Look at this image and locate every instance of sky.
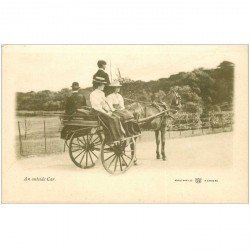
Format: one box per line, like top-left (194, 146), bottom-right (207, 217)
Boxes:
top-left (3, 45), bottom-right (245, 92)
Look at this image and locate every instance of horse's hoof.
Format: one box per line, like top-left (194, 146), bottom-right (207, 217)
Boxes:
top-left (162, 157), bottom-right (167, 161)
top-left (156, 155), bottom-right (161, 159)
top-left (134, 160), bottom-right (138, 165)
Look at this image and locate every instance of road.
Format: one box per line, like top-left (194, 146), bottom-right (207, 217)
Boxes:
top-left (3, 132), bottom-right (247, 203)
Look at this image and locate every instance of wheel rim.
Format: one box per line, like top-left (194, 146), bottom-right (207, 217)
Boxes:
top-left (69, 132), bottom-right (102, 168)
top-left (101, 138), bottom-right (135, 174)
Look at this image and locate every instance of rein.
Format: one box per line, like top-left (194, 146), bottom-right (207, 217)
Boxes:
top-left (124, 93), bottom-right (178, 122)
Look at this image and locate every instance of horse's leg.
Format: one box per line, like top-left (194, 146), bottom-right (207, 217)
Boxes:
top-left (155, 130), bottom-right (161, 159)
top-left (160, 126), bottom-right (166, 161)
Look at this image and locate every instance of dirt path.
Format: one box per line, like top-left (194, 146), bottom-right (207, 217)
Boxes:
top-left (4, 132), bottom-right (246, 203)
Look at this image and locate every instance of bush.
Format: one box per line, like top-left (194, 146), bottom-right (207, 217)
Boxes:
top-left (183, 102), bottom-right (202, 114)
top-left (169, 112), bottom-right (202, 130)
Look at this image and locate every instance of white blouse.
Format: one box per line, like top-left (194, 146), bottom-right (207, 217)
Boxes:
top-left (106, 93), bottom-right (125, 110)
top-left (89, 89), bottom-right (114, 113)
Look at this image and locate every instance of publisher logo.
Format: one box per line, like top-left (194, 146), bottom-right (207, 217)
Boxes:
top-left (195, 178), bottom-right (202, 184)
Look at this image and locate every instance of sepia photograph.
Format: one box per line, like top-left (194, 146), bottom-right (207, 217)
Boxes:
top-left (1, 45), bottom-right (248, 203)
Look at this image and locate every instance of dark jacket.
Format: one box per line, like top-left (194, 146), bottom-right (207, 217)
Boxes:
top-left (65, 91), bottom-right (87, 115)
top-left (93, 69), bottom-right (110, 85)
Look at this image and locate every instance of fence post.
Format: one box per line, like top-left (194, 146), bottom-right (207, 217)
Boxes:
top-left (44, 120), bottom-right (47, 153)
top-left (24, 118), bottom-right (27, 139)
top-left (179, 120), bottom-right (181, 136)
top-left (209, 114), bottom-right (213, 133)
top-left (221, 115), bottom-right (224, 132)
top-left (18, 121), bottom-right (23, 155)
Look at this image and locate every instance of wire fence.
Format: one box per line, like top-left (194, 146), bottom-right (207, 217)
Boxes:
top-left (16, 112), bottom-right (233, 157)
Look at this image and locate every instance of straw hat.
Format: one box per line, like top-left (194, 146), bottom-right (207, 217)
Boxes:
top-left (109, 80), bottom-right (122, 87)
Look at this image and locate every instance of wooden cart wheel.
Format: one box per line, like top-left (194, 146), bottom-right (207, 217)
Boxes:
top-left (101, 137), bottom-right (136, 175)
top-left (69, 131), bottom-right (102, 169)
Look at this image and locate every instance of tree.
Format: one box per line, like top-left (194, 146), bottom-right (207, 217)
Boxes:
top-left (15, 61), bottom-right (234, 113)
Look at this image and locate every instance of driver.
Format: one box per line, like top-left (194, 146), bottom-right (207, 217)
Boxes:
top-left (65, 82), bottom-right (87, 115)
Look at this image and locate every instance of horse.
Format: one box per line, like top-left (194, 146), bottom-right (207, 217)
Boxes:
top-left (126, 89), bottom-right (181, 161)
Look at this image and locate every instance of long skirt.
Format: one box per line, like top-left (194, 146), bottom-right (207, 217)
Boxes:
top-left (97, 112), bottom-right (125, 143)
top-left (113, 109), bottom-right (141, 137)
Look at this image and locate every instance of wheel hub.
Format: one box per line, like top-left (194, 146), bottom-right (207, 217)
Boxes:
top-left (113, 147), bottom-right (123, 156)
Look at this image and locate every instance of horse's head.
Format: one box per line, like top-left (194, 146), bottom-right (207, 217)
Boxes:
top-left (166, 88), bottom-right (181, 109)
top-left (172, 89), bottom-right (182, 107)
top-left (152, 88), bottom-right (181, 109)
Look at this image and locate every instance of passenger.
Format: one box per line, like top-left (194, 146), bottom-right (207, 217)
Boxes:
top-left (107, 80), bottom-right (141, 136)
top-left (65, 82), bottom-right (87, 116)
top-left (90, 76), bottom-right (125, 142)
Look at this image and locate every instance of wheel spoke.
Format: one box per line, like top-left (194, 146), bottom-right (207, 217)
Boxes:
top-left (104, 153), bottom-right (116, 162)
top-left (91, 136), bottom-right (101, 144)
top-left (77, 137), bottom-right (85, 146)
top-left (118, 156), bottom-right (123, 171)
top-left (88, 151), bottom-right (94, 165)
top-left (81, 135), bottom-right (87, 145)
top-left (123, 154), bottom-right (132, 160)
top-left (71, 148), bottom-right (83, 153)
top-left (89, 151), bottom-right (98, 159)
top-left (86, 151), bottom-right (88, 166)
top-left (114, 156), bottom-right (118, 172)
top-left (79, 151), bottom-right (86, 165)
top-left (74, 149), bottom-right (85, 159)
top-left (90, 150), bottom-right (98, 159)
top-left (108, 155), bottom-right (117, 169)
top-left (120, 155), bottom-right (128, 168)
